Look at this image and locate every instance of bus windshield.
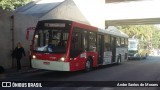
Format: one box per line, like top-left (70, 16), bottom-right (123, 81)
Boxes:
top-left (34, 29), bottom-right (69, 53)
top-left (129, 41), bottom-right (138, 50)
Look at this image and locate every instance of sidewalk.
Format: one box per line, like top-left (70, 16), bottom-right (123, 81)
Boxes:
top-left (4, 67), bottom-right (38, 76)
top-left (0, 67), bottom-right (41, 80)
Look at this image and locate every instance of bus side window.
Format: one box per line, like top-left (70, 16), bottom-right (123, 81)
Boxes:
top-left (121, 38), bottom-right (125, 47)
top-left (105, 43), bottom-right (111, 51)
top-left (104, 34), bottom-right (111, 51)
top-left (83, 31), bottom-right (88, 51)
top-left (70, 32), bottom-right (83, 58)
top-left (72, 36), bottom-right (78, 43)
top-left (88, 32), bottom-right (96, 52)
top-left (116, 37), bottom-right (121, 47)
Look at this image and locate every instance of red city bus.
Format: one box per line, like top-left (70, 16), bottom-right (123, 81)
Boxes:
top-left (31, 19), bottom-right (128, 71)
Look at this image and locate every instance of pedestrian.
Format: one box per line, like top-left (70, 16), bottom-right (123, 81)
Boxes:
top-left (12, 42), bottom-right (26, 70)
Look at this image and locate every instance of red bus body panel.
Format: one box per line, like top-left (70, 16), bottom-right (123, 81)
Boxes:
top-left (32, 52), bottom-right (64, 61)
top-left (32, 20), bottom-right (99, 71)
top-left (69, 52), bottom-right (98, 71)
top-left (69, 22), bottom-right (98, 71)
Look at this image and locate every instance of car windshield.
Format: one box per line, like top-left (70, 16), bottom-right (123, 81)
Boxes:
top-left (129, 41), bottom-right (138, 50)
top-left (34, 29), bottom-right (69, 53)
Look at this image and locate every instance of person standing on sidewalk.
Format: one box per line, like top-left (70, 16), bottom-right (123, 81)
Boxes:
top-left (13, 42), bottom-right (26, 70)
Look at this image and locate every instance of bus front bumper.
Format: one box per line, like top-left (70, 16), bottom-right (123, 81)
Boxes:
top-left (128, 56), bottom-right (141, 60)
top-left (31, 59), bottom-right (70, 71)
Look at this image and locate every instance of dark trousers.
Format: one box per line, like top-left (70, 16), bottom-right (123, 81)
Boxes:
top-left (16, 58), bottom-right (21, 70)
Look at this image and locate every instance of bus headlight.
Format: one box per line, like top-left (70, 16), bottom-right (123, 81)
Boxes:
top-left (60, 57), bottom-right (65, 61)
top-left (33, 55), bottom-right (36, 59)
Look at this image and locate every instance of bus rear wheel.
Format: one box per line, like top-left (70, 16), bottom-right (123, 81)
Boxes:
top-left (85, 58), bottom-right (92, 71)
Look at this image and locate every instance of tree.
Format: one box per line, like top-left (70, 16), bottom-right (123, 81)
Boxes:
top-left (118, 25), bottom-right (160, 49)
top-left (152, 29), bottom-right (160, 49)
top-left (0, 0), bottom-right (31, 11)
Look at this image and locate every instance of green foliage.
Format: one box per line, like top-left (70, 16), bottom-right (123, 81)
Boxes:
top-left (118, 25), bottom-right (160, 49)
top-left (0, 0), bottom-right (31, 11)
top-left (152, 29), bottom-right (160, 48)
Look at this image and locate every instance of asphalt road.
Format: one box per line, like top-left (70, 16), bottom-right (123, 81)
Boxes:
top-left (1, 56), bottom-right (160, 90)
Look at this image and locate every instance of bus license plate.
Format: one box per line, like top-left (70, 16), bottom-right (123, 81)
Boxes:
top-left (43, 62), bottom-right (50, 65)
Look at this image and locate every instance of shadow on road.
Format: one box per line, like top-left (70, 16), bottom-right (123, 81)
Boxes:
top-left (6, 55), bottom-right (160, 81)
top-left (22, 63), bottom-right (122, 81)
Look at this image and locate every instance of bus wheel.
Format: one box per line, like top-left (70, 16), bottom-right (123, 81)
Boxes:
top-left (117, 55), bottom-right (121, 64)
top-left (85, 58), bottom-right (92, 71)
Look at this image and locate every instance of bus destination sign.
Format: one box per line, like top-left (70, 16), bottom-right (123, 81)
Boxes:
top-left (44, 23), bottom-right (65, 27)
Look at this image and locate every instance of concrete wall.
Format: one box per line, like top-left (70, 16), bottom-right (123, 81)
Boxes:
top-left (0, 10), bottom-right (38, 69)
top-left (0, 10), bottom-right (12, 69)
top-left (73, 0), bottom-right (105, 29)
top-left (40, 0), bottom-right (89, 25)
top-left (0, 0), bottom-right (106, 69)
top-left (41, 0), bottom-right (105, 29)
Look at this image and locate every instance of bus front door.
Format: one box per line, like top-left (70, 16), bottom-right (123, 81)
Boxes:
top-left (111, 37), bottom-right (116, 62)
top-left (98, 34), bottom-right (104, 64)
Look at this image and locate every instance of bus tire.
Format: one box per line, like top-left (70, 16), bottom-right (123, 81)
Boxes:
top-left (85, 58), bottom-right (92, 72)
top-left (117, 55), bottom-right (121, 64)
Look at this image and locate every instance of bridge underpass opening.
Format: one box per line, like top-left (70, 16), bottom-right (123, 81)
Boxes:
top-left (105, 18), bottom-right (160, 26)
top-left (104, 0), bottom-right (160, 56)
top-left (104, 0), bottom-right (160, 26)
top-left (106, 23), bottom-right (160, 56)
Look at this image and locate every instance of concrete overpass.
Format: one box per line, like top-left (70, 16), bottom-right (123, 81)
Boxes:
top-left (73, 0), bottom-right (160, 28)
top-left (104, 0), bottom-right (160, 26)
top-left (16, 0), bottom-right (160, 28)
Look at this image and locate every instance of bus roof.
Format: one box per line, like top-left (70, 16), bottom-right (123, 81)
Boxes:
top-left (38, 19), bottom-right (72, 23)
top-left (128, 38), bottom-right (139, 43)
top-left (98, 26), bottom-right (129, 38)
